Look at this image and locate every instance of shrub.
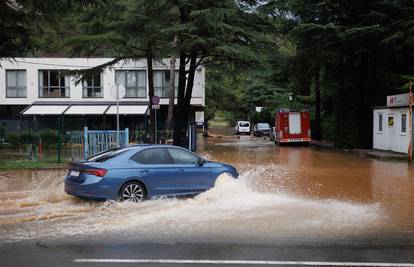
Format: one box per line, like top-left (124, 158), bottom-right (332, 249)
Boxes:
top-left (39, 129), bottom-right (58, 149)
top-left (0, 122), bottom-right (6, 139)
top-left (6, 133), bottom-right (20, 149)
top-left (20, 132), bottom-right (39, 145)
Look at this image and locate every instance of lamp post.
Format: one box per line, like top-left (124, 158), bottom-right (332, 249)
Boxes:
top-left (288, 93), bottom-right (294, 110)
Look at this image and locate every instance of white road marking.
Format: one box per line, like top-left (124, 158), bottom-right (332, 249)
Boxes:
top-left (73, 259), bottom-right (414, 266)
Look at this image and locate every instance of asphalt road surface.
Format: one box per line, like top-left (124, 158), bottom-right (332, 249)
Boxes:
top-left (1, 238), bottom-right (414, 267)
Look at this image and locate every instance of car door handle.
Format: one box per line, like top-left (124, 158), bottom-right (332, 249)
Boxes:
top-left (176, 168), bottom-right (184, 173)
top-left (140, 169), bottom-right (149, 173)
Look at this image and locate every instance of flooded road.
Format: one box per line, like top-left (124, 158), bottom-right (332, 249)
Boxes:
top-left (0, 133), bottom-right (413, 245)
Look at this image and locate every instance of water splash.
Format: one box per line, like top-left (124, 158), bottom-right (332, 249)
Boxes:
top-left (0, 170), bottom-right (385, 243)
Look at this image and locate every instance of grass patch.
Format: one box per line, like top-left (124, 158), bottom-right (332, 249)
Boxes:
top-left (209, 112), bottom-right (229, 127)
top-left (0, 148), bottom-right (72, 170)
top-left (0, 159), bottom-right (68, 170)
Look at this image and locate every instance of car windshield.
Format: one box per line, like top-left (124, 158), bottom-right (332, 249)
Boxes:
top-left (239, 122), bottom-right (250, 127)
top-left (88, 148), bottom-right (129, 162)
top-left (257, 123), bottom-right (270, 129)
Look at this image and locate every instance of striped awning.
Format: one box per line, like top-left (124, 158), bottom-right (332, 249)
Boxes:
top-left (65, 105), bottom-right (109, 115)
top-left (105, 105), bottom-right (148, 115)
top-left (21, 103), bottom-right (148, 116)
top-left (22, 105), bottom-right (69, 115)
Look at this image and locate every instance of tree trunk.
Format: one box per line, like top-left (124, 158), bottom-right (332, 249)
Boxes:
top-left (184, 51), bottom-right (197, 106)
top-left (166, 35), bottom-right (178, 130)
top-left (314, 65), bottom-right (322, 141)
top-left (172, 50), bottom-right (198, 147)
top-left (146, 42), bottom-right (155, 143)
top-left (173, 51), bottom-right (188, 147)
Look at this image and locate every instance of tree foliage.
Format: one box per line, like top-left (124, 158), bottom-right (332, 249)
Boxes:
top-left (0, 0), bottom-right (86, 58)
top-left (7, 0), bottom-right (414, 149)
top-left (230, 0), bottom-right (414, 148)
top-left (51, 0), bottom-right (272, 146)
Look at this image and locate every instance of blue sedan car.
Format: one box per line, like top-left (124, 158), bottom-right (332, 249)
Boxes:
top-left (64, 145), bottom-right (239, 202)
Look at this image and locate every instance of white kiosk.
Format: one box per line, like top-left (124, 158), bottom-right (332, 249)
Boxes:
top-left (372, 93), bottom-right (413, 156)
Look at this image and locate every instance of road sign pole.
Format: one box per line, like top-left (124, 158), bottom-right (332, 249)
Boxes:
top-left (151, 96), bottom-right (160, 144)
top-left (116, 83), bottom-right (120, 146)
top-left (155, 109), bottom-right (157, 144)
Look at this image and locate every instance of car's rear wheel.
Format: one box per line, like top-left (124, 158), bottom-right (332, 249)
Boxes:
top-left (120, 181), bottom-right (146, 202)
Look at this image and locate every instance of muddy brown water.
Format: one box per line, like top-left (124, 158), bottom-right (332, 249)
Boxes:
top-left (0, 134), bottom-right (413, 244)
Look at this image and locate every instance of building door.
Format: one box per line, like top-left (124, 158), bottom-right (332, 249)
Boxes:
top-left (387, 115), bottom-right (395, 151)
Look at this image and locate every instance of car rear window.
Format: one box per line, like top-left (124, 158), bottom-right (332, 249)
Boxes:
top-left (257, 123), bottom-right (270, 129)
top-left (239, 122), bottom-right (250, 127)
top-left (88, 148), bottom-right (129, 162)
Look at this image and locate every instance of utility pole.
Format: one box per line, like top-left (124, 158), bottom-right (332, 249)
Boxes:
top-left (408, 80), bottom-right (413, 161)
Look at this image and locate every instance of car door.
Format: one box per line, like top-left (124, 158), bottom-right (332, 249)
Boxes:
top-left (130, 148), bottom-right (176, 197)
top-left (167, 148), bottom-right (216, 195)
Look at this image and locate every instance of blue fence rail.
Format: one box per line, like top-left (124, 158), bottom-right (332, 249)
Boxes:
top-left (69, 127), bottom-right (129, 161)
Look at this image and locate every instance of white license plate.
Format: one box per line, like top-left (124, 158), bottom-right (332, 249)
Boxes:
top-left (70, 170), bottom-right (80, 177)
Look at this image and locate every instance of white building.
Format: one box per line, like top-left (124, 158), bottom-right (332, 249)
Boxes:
top-left (372, 93), bottom-right (413, 155)
top-left (0, 58), bottom-right (205, 132)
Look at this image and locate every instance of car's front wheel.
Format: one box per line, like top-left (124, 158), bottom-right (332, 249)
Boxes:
top-left (120, 181), bottom-right (146, 202)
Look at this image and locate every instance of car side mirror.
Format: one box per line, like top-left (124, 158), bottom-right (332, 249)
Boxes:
top-left (196, 158), bottom-right (205, 166)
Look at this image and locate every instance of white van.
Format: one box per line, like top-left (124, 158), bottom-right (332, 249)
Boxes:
top-left (235, 121), bottom-right (251, 135)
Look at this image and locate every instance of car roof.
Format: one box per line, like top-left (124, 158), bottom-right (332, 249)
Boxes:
top-left (125, 144), bottom-right (188, 151)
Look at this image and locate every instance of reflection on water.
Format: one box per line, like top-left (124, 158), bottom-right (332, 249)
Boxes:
top-left (0, 133), bottom-right (413, 243)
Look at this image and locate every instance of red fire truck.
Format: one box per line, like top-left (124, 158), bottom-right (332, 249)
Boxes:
top-left (274, 109), bottom-right (311, 144)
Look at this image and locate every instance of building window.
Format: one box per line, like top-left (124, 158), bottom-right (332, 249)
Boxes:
top-left (83, 73), bottom-right (102, 98)
top-left (39, 70), bottom-right (70, 98)
top-left (115, 70), bottom-right (146, 98)
top-left (154, 70), bottom-right (179, 97)
top-left (6, 70), bottom-right (27, 98)
top-left (401, 113), bottom-right (407, 134)
top-left (388, 115), bottom-right (394, 127)
top-left (378, 113), bottom-right (383, 132)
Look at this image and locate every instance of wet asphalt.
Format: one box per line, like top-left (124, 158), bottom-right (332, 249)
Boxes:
top-left (1, 238), bottom-right (414, 266)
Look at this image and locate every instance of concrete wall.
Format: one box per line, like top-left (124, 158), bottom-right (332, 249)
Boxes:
top-left (373, 107), bottom-right (410, 154)
top-left (0, 58), bottom-right (205, 106)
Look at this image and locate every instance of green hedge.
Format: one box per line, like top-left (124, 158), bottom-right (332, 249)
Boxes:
top-left (39, 129), bottom-right (58, 149)
top-left (4, 129), bottom-right (59, 149)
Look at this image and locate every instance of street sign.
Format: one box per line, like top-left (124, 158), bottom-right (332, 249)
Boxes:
top-left (387, 93), bottom-right (413, 107)
top-left (151, 96), bottom-right (161, 144)
top-left (152, 95), bottom-right (160, 105)
top-left (110, 84), bottom-right (126, 99)
top-left (195, 111), bottom-right (204, 125)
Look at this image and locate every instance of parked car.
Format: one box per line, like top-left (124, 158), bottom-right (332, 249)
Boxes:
top-left (253, 123), bottom-right (271, 137)
top-left (234, 121), bottom-right (251, 135)
top-left (65, 145), bottom-right (239, 202)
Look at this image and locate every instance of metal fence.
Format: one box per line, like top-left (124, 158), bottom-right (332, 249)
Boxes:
top-left (69, 127), bottom-right (129, 161)
top-left (134, 123), bottom-right (196, 151)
